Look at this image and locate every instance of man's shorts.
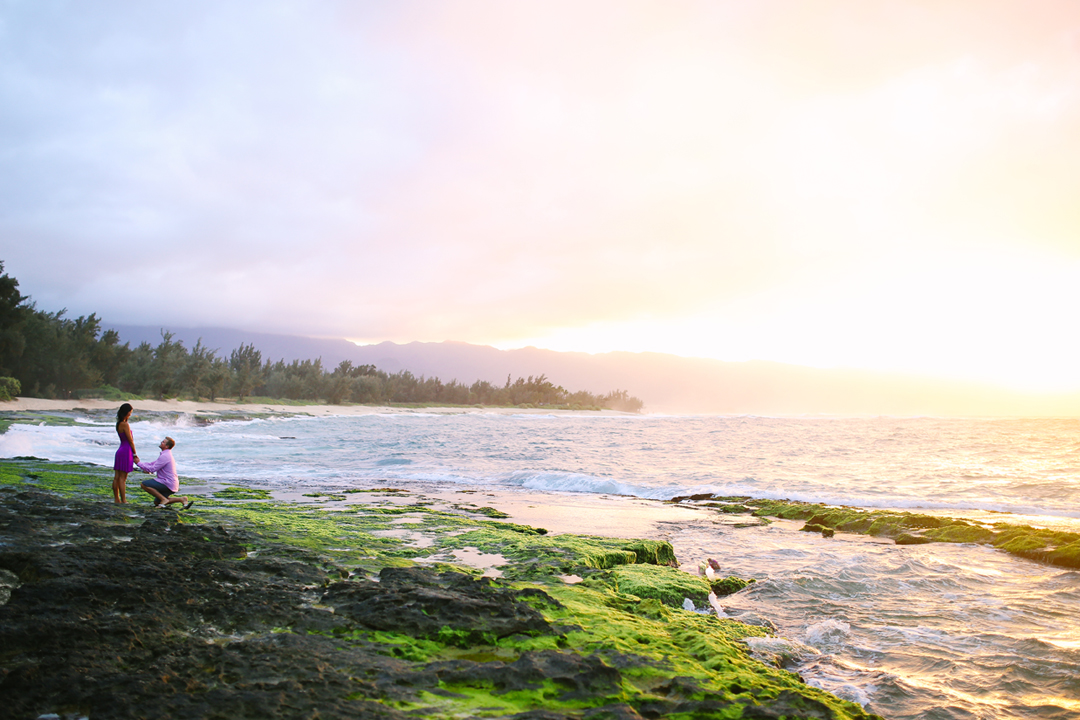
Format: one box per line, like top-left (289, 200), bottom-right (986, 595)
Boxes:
top-left (142, 479), bottom-right (174, 497)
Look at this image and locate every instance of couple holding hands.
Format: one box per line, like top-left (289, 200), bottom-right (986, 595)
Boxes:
top-left (112, 403), bottom-right (193, 510)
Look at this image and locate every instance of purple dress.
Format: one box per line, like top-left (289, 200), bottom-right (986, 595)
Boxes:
top-left (113, 428), bottom-right (134, 473)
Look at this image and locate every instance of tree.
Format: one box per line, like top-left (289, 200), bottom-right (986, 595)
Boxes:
top-left (229, 343), bottom-right (263, 400)
top-left (0, 261), bottom-right (28, 377)
top-left (178, 340), bottom-right (218, 399)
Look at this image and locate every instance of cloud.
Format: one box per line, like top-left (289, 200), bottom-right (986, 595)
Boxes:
top-left (4, 0), bottom-right (1080, 390)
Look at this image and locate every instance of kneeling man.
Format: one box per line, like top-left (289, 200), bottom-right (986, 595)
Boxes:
top-left (137, 436), bottom-right (193, 510)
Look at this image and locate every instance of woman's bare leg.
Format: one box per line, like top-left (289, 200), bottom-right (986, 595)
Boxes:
top-left (112, 470), bottom-right (128, 504)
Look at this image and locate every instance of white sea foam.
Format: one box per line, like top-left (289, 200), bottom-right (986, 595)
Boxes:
top-left (804, 619), bottom-right (851, 647)
top-left (743, 636), bottom-right (821, 665)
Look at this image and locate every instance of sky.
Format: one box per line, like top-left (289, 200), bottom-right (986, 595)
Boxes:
top-left (3, 0), bottom-right (1080, 393)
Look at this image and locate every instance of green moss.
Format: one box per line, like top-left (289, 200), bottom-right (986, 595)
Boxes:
top-left (924, 524), bottom-right (997, 544)
top-left (711, 576), bottom-right (754, 596)
top-left (213, 486), bottom-right (274, 500)
top-left (1046, 541), bottom-right (1080, 569)
top-left (989, 526), bottom-right (1080, 568)
top-left (0, 458), bottom-right (111, 497)
top-left (894, 533), bottom-right (934, 545)
top-left (622, 539), bottom-right (677, 566)
top-left (482, 520), bottom-right (548, 535)
top-left (443, 530), bottom-right (639, 581)
top-left (583, 564), bottom-right (713, 606)
top-left (473, 506), bottom-right (511, 518)
top-left (0, 411), bottom-right (91, 434)
top-left (344, 487), bottom-right (407, 494)
top-left (693, 496), bottom-right (1080, 572)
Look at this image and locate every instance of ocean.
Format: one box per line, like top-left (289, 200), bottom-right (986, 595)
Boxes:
top-left (3, 412), bottom-right (1079, 719)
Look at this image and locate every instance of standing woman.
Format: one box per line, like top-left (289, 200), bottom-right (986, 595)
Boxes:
top-left (113, 403), bottom-right (139, 504)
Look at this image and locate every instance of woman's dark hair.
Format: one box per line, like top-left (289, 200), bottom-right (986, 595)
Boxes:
top-left (116, 403), bottom-right (133, 427)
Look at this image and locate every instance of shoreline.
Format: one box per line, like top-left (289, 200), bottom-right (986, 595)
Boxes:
top-left (2, 396), bottom-right (639, 417)
top-left (0, 457), bottom-right (883, 720)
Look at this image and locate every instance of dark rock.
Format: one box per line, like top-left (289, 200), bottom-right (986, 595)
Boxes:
top-left (668, 493), bottom-right (716, 503)
top-left (583, 703), bottom-right (647, 720)
top-left (743, 689), bottom-right (842, 718)
top-left (323, 566), bottom-right (555, 643)
top-left (432, 650), bottom-right (622, 699)
top-left (895, 533), bottom-right (935, 545)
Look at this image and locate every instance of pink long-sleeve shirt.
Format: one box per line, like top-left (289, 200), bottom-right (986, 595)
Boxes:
top-left (137, 449), bottom-right (178, 492)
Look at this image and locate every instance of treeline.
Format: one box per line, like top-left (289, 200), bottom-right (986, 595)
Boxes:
top-left (0, 263), bottom-right (644, 412)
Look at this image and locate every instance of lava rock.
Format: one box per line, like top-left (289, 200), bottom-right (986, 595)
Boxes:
top-left (323, 566), bottom-right (555, 643)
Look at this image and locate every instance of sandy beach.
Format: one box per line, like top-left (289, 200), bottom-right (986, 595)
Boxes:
top-left (4, 396), bottom-right (637, 418)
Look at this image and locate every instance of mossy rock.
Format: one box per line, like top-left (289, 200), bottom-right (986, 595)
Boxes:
top-left (924, 524), bottom-right (996, 544)
top-left (214, 486), bottom-right (273, 501)
top-left (1046, 542), bottom-right (1080, 569)
top-left (584, 564), bottom-right (712, 606)
top-left (895, 533), bottom-right (934, 545)
top-left (711, 576), bottom-right (754, 596)
top-left (621, 539), bottom-right (677, 566)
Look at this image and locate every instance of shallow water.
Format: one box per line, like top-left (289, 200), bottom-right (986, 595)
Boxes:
top-left (3, 412), bottom-right (1079, 718)
top-left (667, 518), bottom-right (1080, 719)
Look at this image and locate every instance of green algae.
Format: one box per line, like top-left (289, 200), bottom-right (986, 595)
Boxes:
top-left (622, 539), bottom-right (678, 565)
top-left (0, 411), bottom-right (94, 434)
top-left (522, 583), bottom-right (872, 718)
top-left (0, 458), bottom-right (111, 498)
top-left (469, 505), bottom-right (512, 519)
top-left (213, 486), bottom-right (274, 500)
top-left (334, 578), bottom-right (873, 719)
top-left (583, 563), bottom-right (713, 606)
top-left (923, 523), bottom-right (997, 544)
top-left (711, 576), bottom-right (755, 596)
top-left (715, 497), bottom-right (1080, 570)
top-left (439, 528), bottom-right (665, 581)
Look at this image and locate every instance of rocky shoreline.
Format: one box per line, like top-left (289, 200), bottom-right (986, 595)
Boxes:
top-left (665, 493), bottom-right (1080, 570)
top-left (0, 459), bottom-right (882, 720)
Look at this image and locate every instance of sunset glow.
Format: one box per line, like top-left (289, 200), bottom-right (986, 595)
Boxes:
top-left (4, 1), bottom-right (1080, 394)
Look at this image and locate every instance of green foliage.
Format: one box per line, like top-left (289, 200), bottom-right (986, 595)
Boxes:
top-left (0, 376), bottom-right (19, 401)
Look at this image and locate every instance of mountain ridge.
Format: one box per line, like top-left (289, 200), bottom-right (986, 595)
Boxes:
top-left (106, 324), bottom-right (1079, 416)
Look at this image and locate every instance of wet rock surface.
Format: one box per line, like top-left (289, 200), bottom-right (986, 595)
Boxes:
top-left (324, 566), bottom-right (555, 642)
top-left (0, 488), bottom-right (873, 719)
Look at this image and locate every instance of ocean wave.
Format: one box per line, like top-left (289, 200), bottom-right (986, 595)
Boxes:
top-left (804, 619), bottom-right (851, 648)
top-left (491, 469), bottom-right (680, 498)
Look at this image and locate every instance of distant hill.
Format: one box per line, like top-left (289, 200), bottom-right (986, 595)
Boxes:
top-left (107, 325), bottom-right (1080, 416)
